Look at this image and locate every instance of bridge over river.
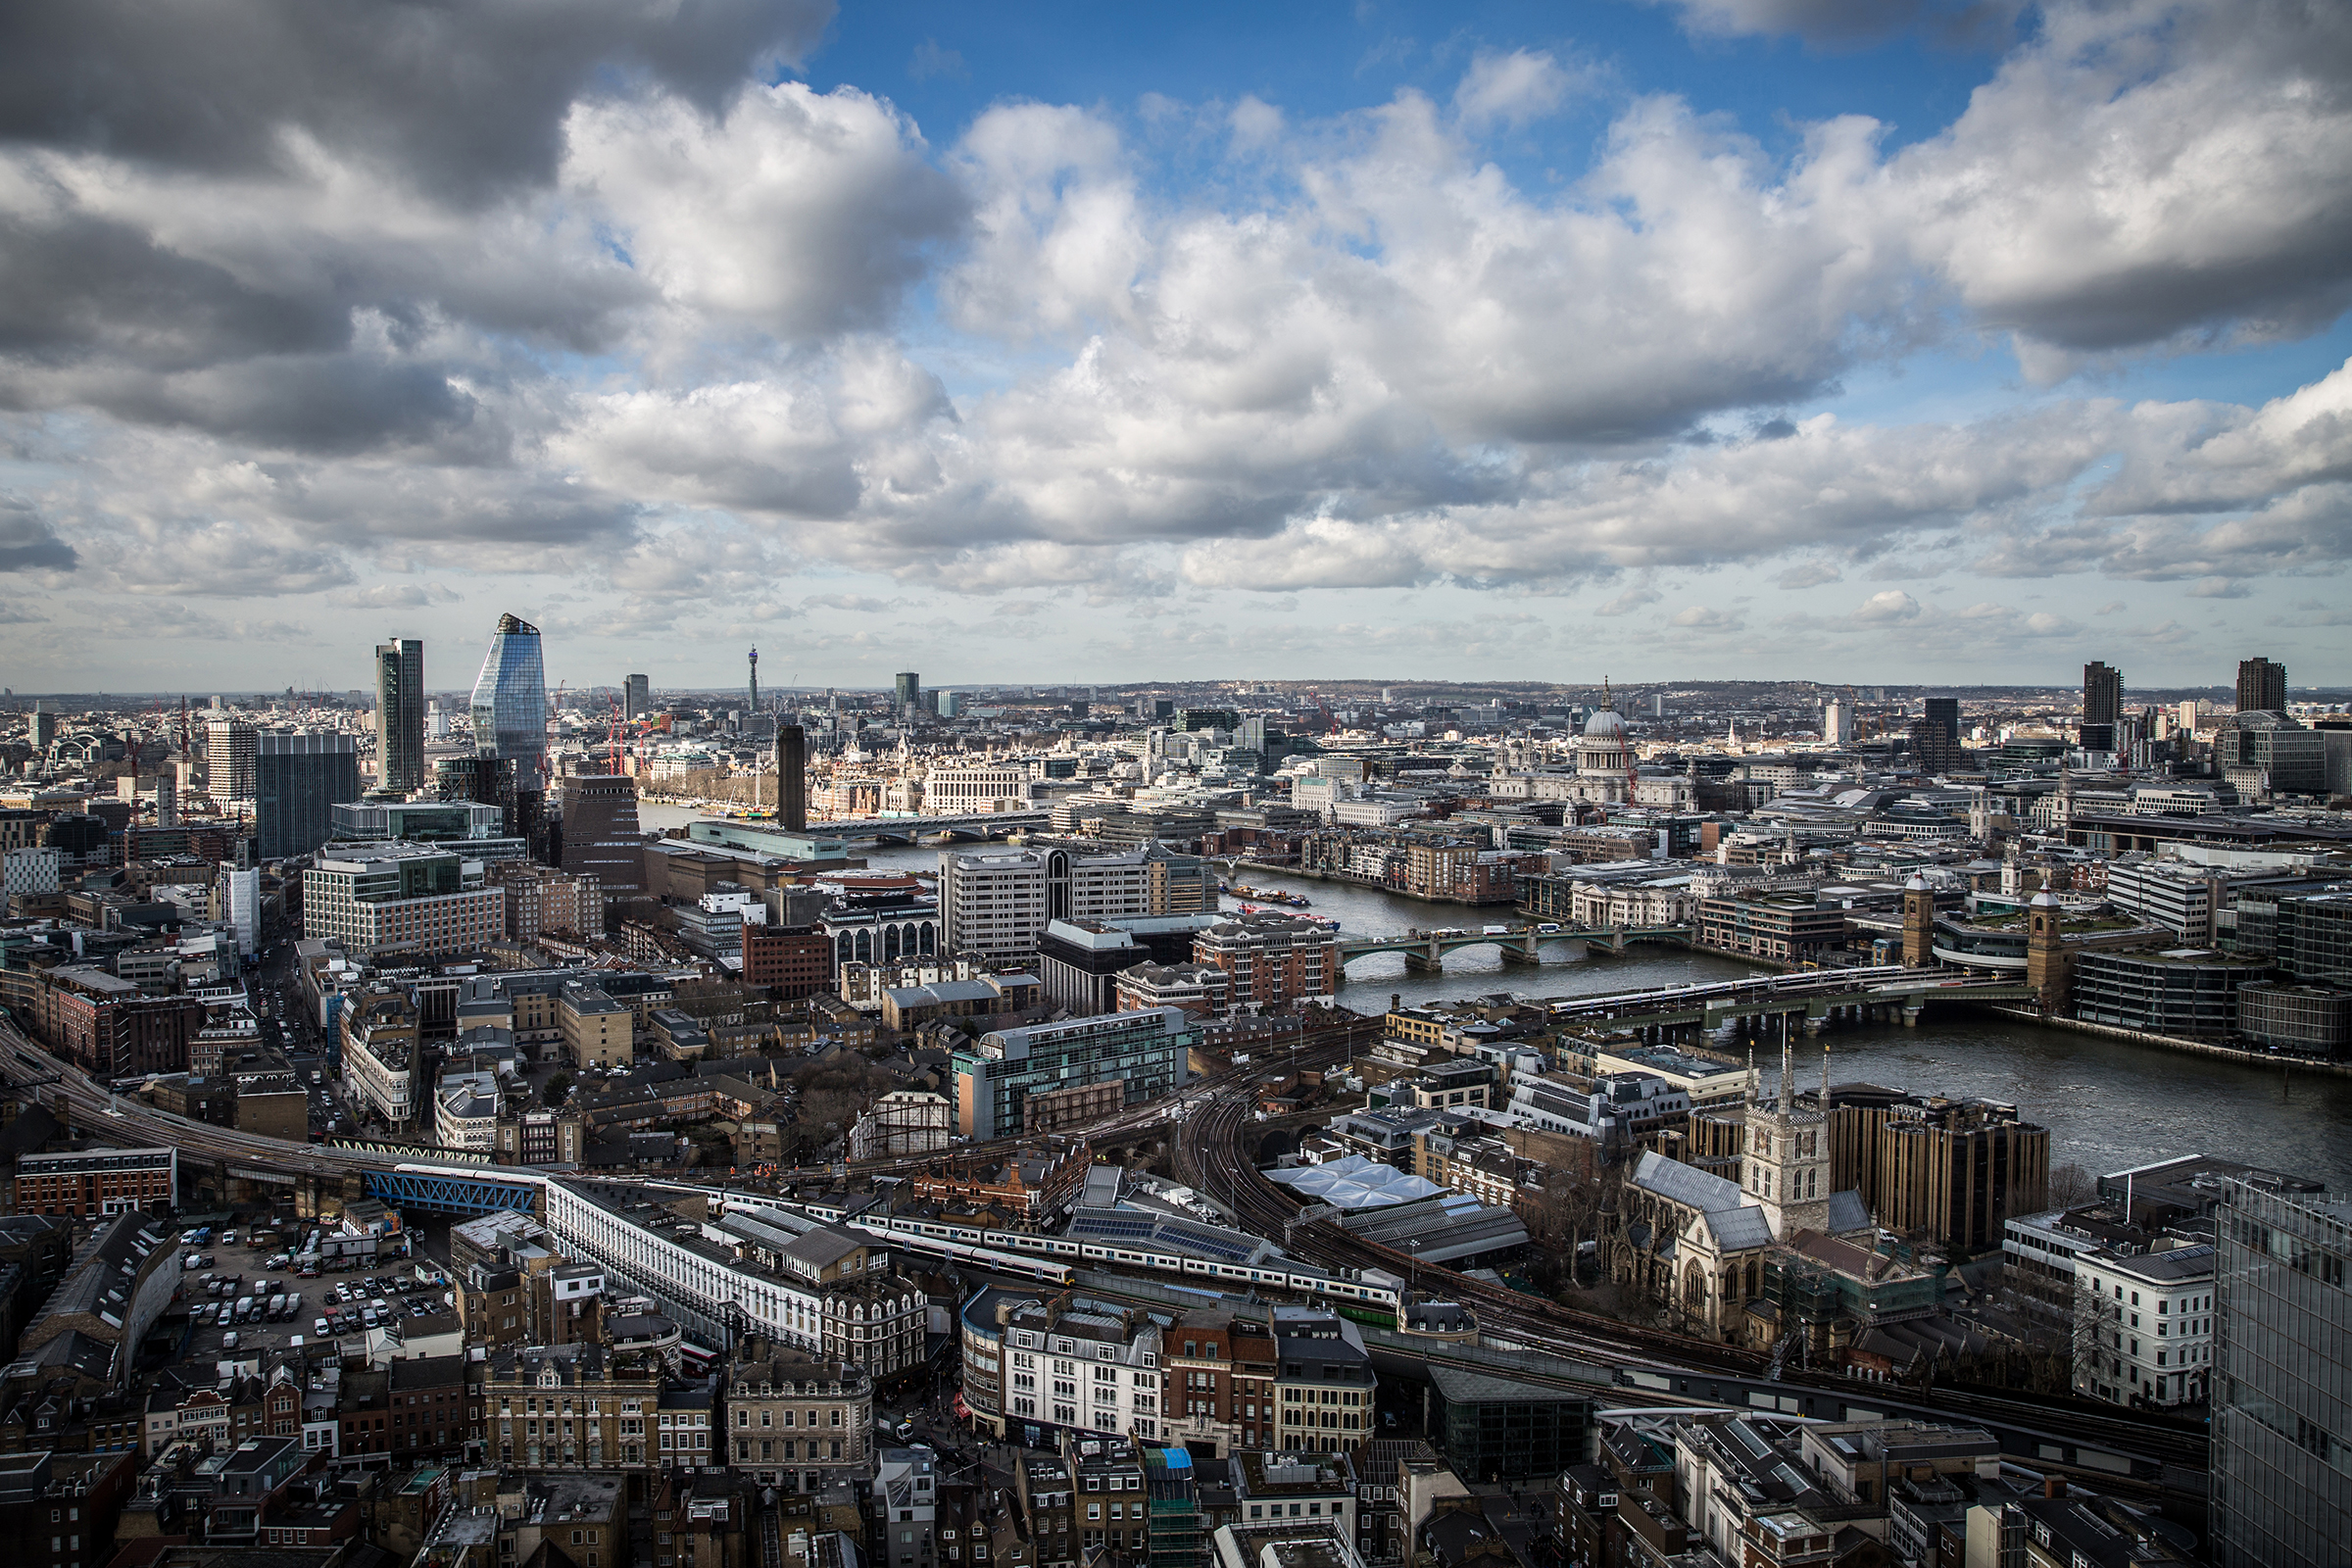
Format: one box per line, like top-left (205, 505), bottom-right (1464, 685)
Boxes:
top-left (1336, 922), bottom-right (1691, 972)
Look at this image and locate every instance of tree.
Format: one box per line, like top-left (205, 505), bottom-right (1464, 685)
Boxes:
top-left (542, 1071), bottom-right (573, 1107)
top-left (2048, 1162), bottom-right (2097, 1211)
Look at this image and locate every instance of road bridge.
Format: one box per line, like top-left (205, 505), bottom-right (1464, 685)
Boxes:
top-left (806, 810), bottom-right (1050, 844)
top-left (1337, 924), bottom-right (1690, 973)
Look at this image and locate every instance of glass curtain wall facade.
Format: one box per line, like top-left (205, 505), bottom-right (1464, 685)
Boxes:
top-left (469, 614), bottom-right (549, 786)
top-left (2212, 1179), bottom-right (2352, 1568)
top-left (374, 637), bottom-right (425, 793)
top-left (255, 733), bottom-right (362, 858)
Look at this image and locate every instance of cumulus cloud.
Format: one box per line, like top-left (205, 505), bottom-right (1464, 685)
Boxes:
top-left (563, 82), bottom-right (964, 340)
top-left (0, 0), bottom-right (2341, 676)
top-left (1453, 50), bottom-right (1579, 130)
top-left (1670, 604), bottom-right (1741, 629)
top-left (1852, 589), bottom-right (1922, 623)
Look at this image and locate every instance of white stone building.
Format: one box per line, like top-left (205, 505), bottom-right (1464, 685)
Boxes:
top-left (2073, 1243), bottom-right (2216, 1409)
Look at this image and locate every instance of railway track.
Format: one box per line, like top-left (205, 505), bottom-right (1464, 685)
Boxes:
top-left (1173, 1067), bottom-right (2212, 1474)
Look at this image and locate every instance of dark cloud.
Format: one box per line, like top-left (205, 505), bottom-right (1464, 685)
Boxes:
top-left (74, 355), bottom-right (499, 458)
top-left (0, 496), bottom-right (76, 572)
top-left (0, 0), bottom-right (835, 206)
top-left (0, 211), bottom-right (349, 371)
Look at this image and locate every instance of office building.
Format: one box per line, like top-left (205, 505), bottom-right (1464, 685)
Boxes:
top-left (1273, 1306), bottom-right (1378, 1455)
top-left (204, 718), bottom-right (257, 803)
top-left (469, 612), bottom-right (549, 786)
top-left (922, 763), bottom-right (1031, 813)
top-left (28, 707), bottom-right (55, 751)
top-left (1909, 697), bottom-right (1962, 772)
top-left (2081, 661), bottom-right (2123, 752)
top-left (559, 772), bottom-right (647, 910)
top-left (895, 671), bottom-right (921, 716)
top-left (2211, 1179), bottom-right (2352, 1567)
top-left (302, 842), bottom-right (507, 958)
top-left (2073, 948), bottom-right (2266, 1037)
top-left (374, 637), bottom-right (426, 793)
top-left (624, 672), bottom-right (652, 719)
top-left (2273, 892), bottom-right (2352, 988)
top-left (951, 1007), bottom-right (1193, 1138)
top-left (1832, 1094), bottom-right (2050, 1250)
top-left (724, 1341), bottom-right (873, 1493)
top-left (2219, 711), bottom-right (2328, 798)
top-left (2235, 655), bottom-right (2287, 714)
top-left (11, 1147), bottom-right (178, 1218)
top-left (2072, 1242), bottom-right (2215, 1408)
top-left (941, 846), bottom-right (1162, 959)
top-left (936, 690), bottom-right (962, 719)
top-left (219, 861), bottom-right (261, 953)
top-left (254, 731), bottom-right (362, 858)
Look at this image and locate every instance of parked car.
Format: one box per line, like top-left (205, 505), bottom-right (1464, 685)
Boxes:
top-left (315, 1317), bottom-right (332, 1336)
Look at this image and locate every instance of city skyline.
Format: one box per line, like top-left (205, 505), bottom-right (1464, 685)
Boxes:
top-left (1, 1), bottom-right (2348, 688)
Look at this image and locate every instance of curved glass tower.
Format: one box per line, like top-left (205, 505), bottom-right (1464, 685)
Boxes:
top-left (468, 612), bottom-right (549, 785)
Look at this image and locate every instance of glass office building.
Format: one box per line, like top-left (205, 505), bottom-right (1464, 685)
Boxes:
top-left (2212, 1179), bottom-right (2352, 1568)
top-left (468, 613), bottom-right (549, 786)
top-left (254, 732), bottom-right (362, 859)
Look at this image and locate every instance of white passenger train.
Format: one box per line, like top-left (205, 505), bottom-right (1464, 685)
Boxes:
top-left (384, 1163), bottom-right (1404, 1314)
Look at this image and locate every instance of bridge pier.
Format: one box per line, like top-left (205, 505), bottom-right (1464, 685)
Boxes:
top-left (1499, 933), bottom-right (1543, 965)
top-left (1402, 944), bottom-right (1444, 973)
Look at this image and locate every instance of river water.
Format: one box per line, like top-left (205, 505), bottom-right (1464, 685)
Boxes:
top-left (639, 805), bottom-right (2352, 1190)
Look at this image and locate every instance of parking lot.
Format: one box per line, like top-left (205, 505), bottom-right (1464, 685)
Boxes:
top-left (175, 1223), bottom-right (456, 1364)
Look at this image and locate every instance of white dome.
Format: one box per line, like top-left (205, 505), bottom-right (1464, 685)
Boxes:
top-left (1584, 707), bottom-right (1628, 739)
top-left (1904, 873), bottom-right (1929, 892)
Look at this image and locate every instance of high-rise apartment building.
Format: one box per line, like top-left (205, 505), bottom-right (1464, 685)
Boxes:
top-left (2236, 656), bottom-right (2287, 714)
top-left (558, 772), bottom-right (646, 913)
top-left (469, 613), bottom-right (549, 786)
top-left (2081, 661), bottom-right (2123, 752)
top-left (374, 637), bottom-right (425, 793)
top-left (254, 731), bottom-right (363, 858)
top-left (623, 672), bottom-right (651, 719)
top-left (895, 671), bottom-right (921, 716)
top-left (204, 718), bottom-right (258, 803)
top-left (2211, 1179), bottom-right (2351, 1568)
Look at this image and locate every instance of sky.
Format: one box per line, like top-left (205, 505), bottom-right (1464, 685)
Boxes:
top-left (2, 0), bottom-right (2350, 696)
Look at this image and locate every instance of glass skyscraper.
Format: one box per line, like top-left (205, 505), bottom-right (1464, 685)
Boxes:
top-left (2212, 1178), bottom-right (2352, 1568)
top-left (468, 613), bottom-right (549, 786)
top-left (374, 637), bottom-right (425, 794)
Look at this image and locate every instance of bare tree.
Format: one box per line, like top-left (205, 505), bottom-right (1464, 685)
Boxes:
top-left (2048, 1162), bottom-right (2098, 1210)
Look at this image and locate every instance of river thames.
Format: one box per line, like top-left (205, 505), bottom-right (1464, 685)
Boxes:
top-left (638, 806), bottom-right (2352, 1191)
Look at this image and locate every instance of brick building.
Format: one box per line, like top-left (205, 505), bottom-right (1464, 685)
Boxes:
top-left (1193, 913), bottom-right (1339, 1012)
top-left (742, 921), bottom-right (839, 998)
top-left (10, 1148), bottom-right (176, 1217)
